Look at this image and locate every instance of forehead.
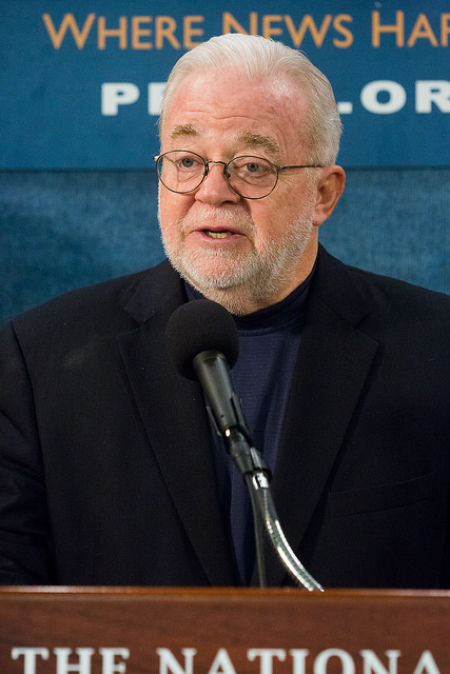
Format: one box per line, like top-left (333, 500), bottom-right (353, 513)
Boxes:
top-left (161, 71), bottom-right (309, 156)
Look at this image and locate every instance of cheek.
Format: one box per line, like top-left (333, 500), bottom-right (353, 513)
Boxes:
top-left (158, 199), bottom-right (180, 247)
top-left (247, 201), bottom-right (288, 242)
top-left (271, 189), bottom-right (316, 226)
top-left (159, 192), bottom-right (188, 229)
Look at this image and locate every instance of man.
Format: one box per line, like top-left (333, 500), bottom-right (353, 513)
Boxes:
top-left (0, 34), bottom-right (449, 588)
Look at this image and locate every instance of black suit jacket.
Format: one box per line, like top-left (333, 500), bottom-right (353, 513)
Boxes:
top-left (1, 246), bottom-right (449, 587)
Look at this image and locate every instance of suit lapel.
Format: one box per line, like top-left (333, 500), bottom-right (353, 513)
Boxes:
top-left (117, 262), bottom-right (237, 586)
top-left (262, 248), bottom-right (381, 586)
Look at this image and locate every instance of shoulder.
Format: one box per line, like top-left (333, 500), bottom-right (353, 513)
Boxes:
top-left (1, 260), bottom-right (179, 348)
top-left (316, 246), bottom-right (450, 326)
top-left (309, 248), bottom-right (449, 406)
top-left (346, 264), bottom-right (450, 337)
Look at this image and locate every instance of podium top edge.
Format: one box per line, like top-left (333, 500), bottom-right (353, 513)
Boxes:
top-left (0, 587), bottom-right (449, 599)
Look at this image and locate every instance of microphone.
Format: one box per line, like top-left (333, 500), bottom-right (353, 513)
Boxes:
top-left (166, 298), bottom-right (238, 380)
top-left (166, 299), bottom-right (255, 451)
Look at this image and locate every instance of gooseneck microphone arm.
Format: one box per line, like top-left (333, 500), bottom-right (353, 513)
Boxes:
top-left (166, 300), bottom-right (323, 592)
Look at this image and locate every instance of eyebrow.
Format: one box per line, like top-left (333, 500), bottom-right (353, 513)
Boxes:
top-left (170, 124), bottom-right (198, 141)
top-left (168, 126), bottom-right (281, 156)
top-left (237, 132), bottom-right (280, 156)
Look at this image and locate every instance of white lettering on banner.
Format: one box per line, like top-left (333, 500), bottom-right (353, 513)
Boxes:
top-left (248, 648), bottom-right (286, 673)
top-left (416, 81), bottom-right (450, 112)
top-left (314, 649), bottom-right (355, 674)
top-left (101, 83), bottom-right (140, 115)
top-left (290, 649), bottom-right (310, 674)
top-left (359, 650), bottom-right (401, 674)
top-left (157, 648), bottom-right (197, 674)
top-left (360, 80), bottom-right (407, 114)
top-left (148, 83), bottom-right (168, 115)
top-left (101, 81), bottom-right (450, 117)
top-left (207, 648), bottom-right (237, 674)
top-left (10, 648), bottom-right (130, 674)
top-left (11, 648), bottom-right (50, 674)
top-left (337, 102), bottom-right (354, 114)
top-left (53, 648), bottom-right (95, 674)
top-left (154, 648), bottom-right (443, 674)
top-left (412, 651), bottom-right (441, 674)
top-left (98, 649), bottom-right (130, 674)
top-left (8, 647), bottom-right (445, 673)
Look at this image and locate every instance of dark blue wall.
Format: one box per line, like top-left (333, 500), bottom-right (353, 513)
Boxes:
top-left (1, 167), bottom-right (449, 325)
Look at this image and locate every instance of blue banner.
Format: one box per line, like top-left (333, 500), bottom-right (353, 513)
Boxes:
top-left (1, 0), bottom-right (449, 168)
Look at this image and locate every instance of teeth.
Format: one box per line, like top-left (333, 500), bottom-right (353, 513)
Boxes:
top-left (206, 230), bottom-right (232, 238)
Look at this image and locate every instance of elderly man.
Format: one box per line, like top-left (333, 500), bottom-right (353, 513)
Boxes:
top-left (0, 34), bottom-right (449, 588)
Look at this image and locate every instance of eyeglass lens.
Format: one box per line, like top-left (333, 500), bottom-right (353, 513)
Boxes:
top-left (157, 151), bottom-right (277, 199)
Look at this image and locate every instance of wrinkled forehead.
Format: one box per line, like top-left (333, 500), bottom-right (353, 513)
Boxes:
top-left (161, 70), bottom-right (311, 146)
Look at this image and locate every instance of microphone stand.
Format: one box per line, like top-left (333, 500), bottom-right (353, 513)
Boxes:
top-left (223, 427), bottom-right (269, 587)
top-left (246, 472), bottom-right (268, 588)
top-left (223, 426), bottom-right (323, 592)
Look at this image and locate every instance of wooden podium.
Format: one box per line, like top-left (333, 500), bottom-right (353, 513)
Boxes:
top-left (0, 587), bottom-right (449, 673)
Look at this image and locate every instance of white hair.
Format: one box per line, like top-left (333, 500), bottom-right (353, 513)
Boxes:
top-left (159, 33), bottom-right (343, 165)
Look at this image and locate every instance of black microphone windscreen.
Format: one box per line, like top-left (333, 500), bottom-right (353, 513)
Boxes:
top-left (166, 299), bottom-right (239, 379)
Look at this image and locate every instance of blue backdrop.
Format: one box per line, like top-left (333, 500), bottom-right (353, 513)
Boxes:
top-left (0, 0), bottom-right (449, 323)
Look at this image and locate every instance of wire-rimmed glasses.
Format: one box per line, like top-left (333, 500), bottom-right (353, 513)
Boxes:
top-left (153, 150), bottom-right (323, 200)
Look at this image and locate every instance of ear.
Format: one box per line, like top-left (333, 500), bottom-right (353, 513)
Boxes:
top-left (312, 166), bottom-right (346, 227)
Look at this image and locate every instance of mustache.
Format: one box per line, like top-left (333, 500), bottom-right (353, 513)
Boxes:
top-left (177, 208), bottom-right (256, 235)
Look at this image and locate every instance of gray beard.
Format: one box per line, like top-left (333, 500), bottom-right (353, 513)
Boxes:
top-left (159, 207), bottom-right (315, 315)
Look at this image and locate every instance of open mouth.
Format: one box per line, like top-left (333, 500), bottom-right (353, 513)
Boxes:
top-left (204, 230), bottom-right (234, 239)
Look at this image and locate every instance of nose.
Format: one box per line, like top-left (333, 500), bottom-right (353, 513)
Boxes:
top-left (194, 161), bottom-right (241, 206)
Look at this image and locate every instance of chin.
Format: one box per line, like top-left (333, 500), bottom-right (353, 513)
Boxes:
top-left (170, 250), bottom-right (258, 292)
top-left (181, 266), bottom-right (248, 294)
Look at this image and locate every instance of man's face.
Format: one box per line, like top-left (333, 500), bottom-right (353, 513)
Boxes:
top-left (158, 71), bottom-right (325, 314)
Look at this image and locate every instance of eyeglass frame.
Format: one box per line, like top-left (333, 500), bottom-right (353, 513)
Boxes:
top-left (153, 150), bottom-right (323, 200)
